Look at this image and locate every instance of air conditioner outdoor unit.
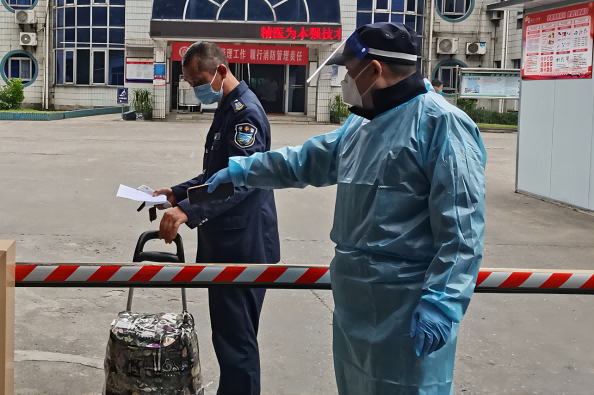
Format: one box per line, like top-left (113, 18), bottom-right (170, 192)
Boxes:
top-left (466, 42), bottom-right (487, 55)
top-left (490, 11), bottom-right (504, 20)
top-left (437, 38), bottom-right (458, 55)
top-left (15, 9), bottom-right (35, 24)
top-left (20, 32), bottom-right (37, 46)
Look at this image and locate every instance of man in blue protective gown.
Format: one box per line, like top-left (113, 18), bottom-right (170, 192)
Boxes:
top-left (153, 42), bottom-right (280, 395)
top-left (206, 23), bottom-right (487, 394)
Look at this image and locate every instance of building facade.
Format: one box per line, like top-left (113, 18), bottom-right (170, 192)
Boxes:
top-left (1, 0), bottom-right (521, 118)
top-left (423, 0), bottom-right (523, 110)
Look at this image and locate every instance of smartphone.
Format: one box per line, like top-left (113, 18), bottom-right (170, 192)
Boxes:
top-left (187, 183), bottom-right (235, 205)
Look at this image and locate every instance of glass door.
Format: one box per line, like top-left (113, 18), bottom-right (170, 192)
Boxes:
top-left (286, 65), bottom-right (306, 113)
top-left (242, 64), bottom-right (285, 114)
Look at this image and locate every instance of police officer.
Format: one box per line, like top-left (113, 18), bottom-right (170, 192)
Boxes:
top-left (154, 41), bottom-right (280, 395)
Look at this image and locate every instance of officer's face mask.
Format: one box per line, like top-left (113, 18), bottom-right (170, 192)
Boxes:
top-left (193, 66), bottom-right (225, 105)
top-left (341, 62), bottom-right (378, 108)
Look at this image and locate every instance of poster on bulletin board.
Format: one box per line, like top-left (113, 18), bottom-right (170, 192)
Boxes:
top-left (125, 58), bottom-right (154, 83)
top-left (153, 63), bottom-right (166, 86)
top-left (522, 2), bottom-right (594, 80)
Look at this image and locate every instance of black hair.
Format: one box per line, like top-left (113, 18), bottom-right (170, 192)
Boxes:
top-left (182, 41), bottom-right (229, 73)
top-left (431, 78), bottom-right (443, 87)
top-left (386, 63), bottom-right (417, 78)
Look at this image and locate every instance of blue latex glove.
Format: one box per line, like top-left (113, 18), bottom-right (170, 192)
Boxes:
top-left (206, 168), bottom-right (232, 193)
top-left (410, 300), bottom-right (452, 357)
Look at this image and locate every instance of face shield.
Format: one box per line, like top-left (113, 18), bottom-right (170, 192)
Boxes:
top-left (308, 28), bottom-right (419, 84)
top-left (307, 33), bottom-right (375, 108)
top-left (307, 32), bottom-right (370, 84)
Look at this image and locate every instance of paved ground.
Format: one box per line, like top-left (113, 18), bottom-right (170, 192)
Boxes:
top-left (1, 114), bottom-right (593, 395)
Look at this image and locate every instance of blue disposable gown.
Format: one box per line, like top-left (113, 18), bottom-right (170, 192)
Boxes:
top-left (227, 90), bottom-right (487, 394)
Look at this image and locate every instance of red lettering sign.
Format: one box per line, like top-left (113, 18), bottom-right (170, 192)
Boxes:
top-left (259, 26), bottom-right (342, 41)
top-left (172, 42), bottom-right (308, 65)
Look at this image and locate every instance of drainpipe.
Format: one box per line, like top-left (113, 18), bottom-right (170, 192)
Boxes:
top-left (427, 0), bottom-right (436, 78)
top-left (44, 0), bottom-right (50, 110)
top-left (501, 10), bottom-right (509, 68)
top-left (499, 10), bottom-right (509, 113)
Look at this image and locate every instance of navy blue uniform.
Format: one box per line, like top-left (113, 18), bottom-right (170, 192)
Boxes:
top-left (172, 81), bottom-right (280, 395)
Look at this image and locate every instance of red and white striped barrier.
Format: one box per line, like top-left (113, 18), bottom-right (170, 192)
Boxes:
top-left (477, 269), bottom-right (593, 293)
top-left (14, 264), bottom-right (331, 290)
top-left (12, 264), bottom-right (594, 294)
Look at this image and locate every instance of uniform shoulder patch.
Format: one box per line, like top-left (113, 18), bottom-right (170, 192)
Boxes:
top-left (234, 123), bottom-right (258, 148)
top-left (231, 98), bottom-right (247, 113)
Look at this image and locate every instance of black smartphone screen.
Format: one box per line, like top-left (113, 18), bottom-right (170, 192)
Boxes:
top-left (187, 183), bottom-right (235, 205)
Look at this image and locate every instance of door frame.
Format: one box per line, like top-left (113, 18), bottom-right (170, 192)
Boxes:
top-left (284, 64), bottom-right (306, 115)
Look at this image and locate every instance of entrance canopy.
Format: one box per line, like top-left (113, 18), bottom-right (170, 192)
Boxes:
top-left (150, 0), bottom-right (342, 43)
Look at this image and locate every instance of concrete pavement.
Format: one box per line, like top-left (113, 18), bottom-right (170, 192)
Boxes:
top-left (0, 114), bottom-right (592, 394)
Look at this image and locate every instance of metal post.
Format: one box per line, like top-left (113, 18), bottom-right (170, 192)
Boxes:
top-left (427, 0), bottom-right (436, 78)
top-left (181, 288), bottom-right (188, 312)
top-left (499, 10), bottom-right (509, 113)
top-left (0, 241), bottom-right (15, 395)
top-left (126, 287), bottom-right (134, 311)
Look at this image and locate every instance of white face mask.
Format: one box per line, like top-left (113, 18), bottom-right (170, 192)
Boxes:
top-left (340, 63), bottom-right (377, 107)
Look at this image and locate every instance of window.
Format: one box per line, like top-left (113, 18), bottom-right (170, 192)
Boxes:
top-left (168, 0), bottom-right (341, 23)
top-left (53, 1), bottom-right (125, 86)
top-left (494, 60), bottom-right (501, 68)
top-left (517, 18), bottom-right (523, 30)
top-left (1, 51), bottom-right (38, 87)
top-left (512, 59), bottom-right (521, 69)
top-left (357, 0), bottom-right (424, 23)
top-left (356, 0), bottom-right (424, 65)
top-left (3, 57), bottom-right (33, 82)
top-left (356, 0), bottom-right (424, 32)
top-left (437, 0), bottom-right (472, 21)
top-left (93, 51), bottom-right (106, 83)
top-left (437, 66), bottom-right (459, 93)
top-left (4, 0), bottom-right (33, 11)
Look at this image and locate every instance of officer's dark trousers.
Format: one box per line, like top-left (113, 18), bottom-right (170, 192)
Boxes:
top-left (209, 287), bottom-right (266, 395)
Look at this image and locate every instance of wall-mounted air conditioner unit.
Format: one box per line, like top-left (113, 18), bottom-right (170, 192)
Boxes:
top-left (15, 10), bottom-right (35, 24)
top-left (466, 42), bottom-right (487, 55)
top-left (20, 32), bottom-right (37, 46)
top-left (490, 11), bottom-right (504, 20)
top-left (437, 38), bottom-right (458, 55)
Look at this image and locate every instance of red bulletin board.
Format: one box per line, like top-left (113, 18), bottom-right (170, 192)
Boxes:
top-left (522, 2), bottom-right (594, 80)
top-left (171, 43), bottom-right (308, 65)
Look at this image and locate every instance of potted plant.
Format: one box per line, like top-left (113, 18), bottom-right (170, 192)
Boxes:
top-left (329, 93), bottom-right (349, 124)
top-left (130, 88), bottom-right (154, 121)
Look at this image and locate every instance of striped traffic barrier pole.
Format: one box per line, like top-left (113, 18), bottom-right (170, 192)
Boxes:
top-left (12, 263), bottom-right (594, 294)
top-left (2, 240), bottom-right (594, 394)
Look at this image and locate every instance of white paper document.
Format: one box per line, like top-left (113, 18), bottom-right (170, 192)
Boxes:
top-left (116, 184), bottom-right (167, 206)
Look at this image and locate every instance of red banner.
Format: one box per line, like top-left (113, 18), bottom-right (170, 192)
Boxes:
top-left (522, 2), bottom-right (594, 80)
top-left (172, 42), bottom-right (308, 65)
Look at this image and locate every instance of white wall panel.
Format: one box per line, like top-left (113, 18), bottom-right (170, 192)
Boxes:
top-left (52, 86), bottom-right (119, 109)
top-left (590, 84), bottom-right (594, 210)
top-left (315, 44), bottom-right (334, 122)
top-left (516, 80), bottom-right (556, 197)
top-left (125, 0), bottom-right (153, 46)
top-left (549, 79), bottom-right (594, 209)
